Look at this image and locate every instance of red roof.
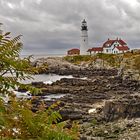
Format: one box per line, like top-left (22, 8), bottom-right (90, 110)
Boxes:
top-left (118, 40), bottom-right (127, 45)
top-left (68, 48), bottom-right (80, 52)
top-left (103, 40), bottom-right (115, 48)
top-left (116, 46), bottom-right (129, 51)
top-left (87, 47), bottom-right (103, 52)
top-left (103, 39), bottom-right (127, 48)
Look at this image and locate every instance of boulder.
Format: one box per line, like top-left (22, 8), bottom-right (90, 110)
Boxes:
top-left (103, 96), bottom-right (140, 121)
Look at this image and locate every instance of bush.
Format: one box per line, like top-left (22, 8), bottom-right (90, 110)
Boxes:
top-left (0, 99), bottom-right (79, 139)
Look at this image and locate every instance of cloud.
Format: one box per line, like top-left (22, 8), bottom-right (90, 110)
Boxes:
top-left (0, 0), bottom-right (140, 55)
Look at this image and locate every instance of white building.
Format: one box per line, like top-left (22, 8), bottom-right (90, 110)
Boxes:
top-left (88, 38), bottom-right (130, 55)
top-left (80, 19), bottom-right (88, 55)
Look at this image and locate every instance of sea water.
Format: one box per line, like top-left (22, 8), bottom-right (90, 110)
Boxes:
top-left (17, 74), bottom-right (87, 100)
top-left (16, 74), bottom-right (74, 100)
top-left (21, 74), bottom-right (74, 84)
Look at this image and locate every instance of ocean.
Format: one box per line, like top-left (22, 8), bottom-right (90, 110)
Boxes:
top-left (21, 74), bottom-right (74, 84)
top-left (20, 54), bottom-right (66, 61)
top-left (1, 74), bottom-right (74, 102)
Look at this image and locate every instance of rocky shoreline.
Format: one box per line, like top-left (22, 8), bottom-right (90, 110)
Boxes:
top-left (32, 57), bottom-right (118, 77)
top-left (28, 57), bottom-right (140, 139)
top-left (29, 74), bottom-right (140, 139)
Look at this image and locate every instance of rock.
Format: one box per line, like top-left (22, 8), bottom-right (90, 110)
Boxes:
top-left (126, 122), bottom-right (133, 128)
top-left (33, 57), bottom-right (81, 74)
top-left (59, 109), bottom-right (83, 121)
top-left (103, 96), bottom-right (140, 121)
top-left (33, 57), bottom-right (118, 77)
top-left (80, 136), bottom-right (104, 140)
top-left (32, 82), bottom-right (46, 88)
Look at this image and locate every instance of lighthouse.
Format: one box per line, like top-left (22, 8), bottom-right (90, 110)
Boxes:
top-left (80, 19), bottom-right (88, 55)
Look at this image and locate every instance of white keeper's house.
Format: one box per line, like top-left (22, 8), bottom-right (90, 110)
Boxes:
top-left (87, 38), bottom-right (130, 55)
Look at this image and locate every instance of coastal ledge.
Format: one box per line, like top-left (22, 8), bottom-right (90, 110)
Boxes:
top-left (29, 75), bottom-right (140, 139)
top-left (32, 53), bottom-right (140, 80)
top-left (32, 57), bottom-right (118, 77)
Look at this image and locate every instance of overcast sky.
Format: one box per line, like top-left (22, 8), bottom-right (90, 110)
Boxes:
top-left (0, 0), bottom-right (140, 55)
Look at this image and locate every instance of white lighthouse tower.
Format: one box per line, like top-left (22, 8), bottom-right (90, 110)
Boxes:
top-left (80, 19), bottom-right (88, 55)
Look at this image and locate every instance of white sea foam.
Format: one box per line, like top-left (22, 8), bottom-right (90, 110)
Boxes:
top-left (43, 94), bottom-right (65, 101)
top-left (43, 80), bottom-right (53, 85)
top-left (43, 74), bottom-right (74, 85)
top-left (80, 77), bottom-right (87, 80)
top-left (88, 108), bottom-right (97, 114)
top-left (42, 75), bottom-right (87, 85)
top-left (14, 91), bottom-right (31, 99)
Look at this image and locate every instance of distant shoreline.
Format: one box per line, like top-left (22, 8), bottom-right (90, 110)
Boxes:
top-left (20, 54), bottom-right (66, 60)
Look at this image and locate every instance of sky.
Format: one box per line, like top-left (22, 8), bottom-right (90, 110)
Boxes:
top-left (0, 0), bottom-right (140, 55)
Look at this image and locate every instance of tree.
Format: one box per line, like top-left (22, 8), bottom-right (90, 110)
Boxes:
top-left (0, 31), bottom-right (79, 139)
top-left (0, 32), bottom-right (38, 95)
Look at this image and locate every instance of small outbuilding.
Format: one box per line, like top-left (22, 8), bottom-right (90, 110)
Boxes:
top-left (67, 48), bottom-right (80, 56)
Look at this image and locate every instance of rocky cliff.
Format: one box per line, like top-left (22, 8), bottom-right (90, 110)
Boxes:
top-left (32, 52), bottom-right (140, 80)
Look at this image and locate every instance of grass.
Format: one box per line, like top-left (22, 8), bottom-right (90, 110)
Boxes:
top-left (64, 55), bottom-right (93, 64)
